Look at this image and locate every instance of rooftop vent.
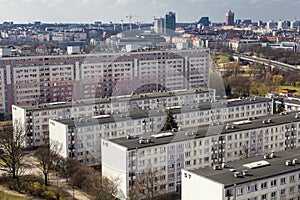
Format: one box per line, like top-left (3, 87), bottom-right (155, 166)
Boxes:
top-left (264, 152), bottom-right (275, 159)
top-left (185, 132), bottom-right (195, 137)
top-left (225, 124), bottom-right (235, 130)
top-left (242, 170), bottom-right (248, 176)
top-left (139, 138), bottom-right (145, 144)
top-left (280, 112), bottom-right (288, 115)
top-left (145, 138), bottom-right (151, 143)
top-left (127, 134), bottom-right (133, 140)
top-left (292, 158), bottom-right (298, 165)
top-left (286, 160), bottom-right (292, 166)
top-left (222, 162), bottom-right (227, 168)
top-left (233, 172), bottom-right (241, 178)
top-left (213, 165), bottom-right (221, 170)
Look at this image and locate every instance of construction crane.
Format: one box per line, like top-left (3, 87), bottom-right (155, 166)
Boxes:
top-left (126, 15), bottom-right (133, 31)
top-left (120, 19), bottom-right (124, 31)
top-left (126, 15), bottom-right (139, 31)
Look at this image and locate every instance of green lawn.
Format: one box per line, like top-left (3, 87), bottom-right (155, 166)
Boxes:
top-left (0, 191), bottom-right (25, 200)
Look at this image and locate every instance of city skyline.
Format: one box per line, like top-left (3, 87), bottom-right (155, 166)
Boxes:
top-left (0, 0), bottom-right (299, 24)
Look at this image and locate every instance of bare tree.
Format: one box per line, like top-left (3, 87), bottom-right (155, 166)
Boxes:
top-left (130, 168), bottom-right (166, 200)
top-left (0, 120), bottom-right (27, 190)
top-left (239, 143), bottom-right (250, 159)
top-left (69, 162), bottom-right (120, 200)
top-left (94, 175), bottom-right (120, 200)
top-left (35, 140), bottom-right (62, 186)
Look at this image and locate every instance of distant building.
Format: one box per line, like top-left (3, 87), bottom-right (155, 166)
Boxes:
top-left (182, 148), bottom-right (300, 200)
top-left (266, 20), bottom-right (277, 30)
top-left (0, 48), bottom-right (11, 57)
top-left (236, 19), bottom-right (242, 25)
top-left (279, 89), bottom-right (297, 97)
top-left (198, 17), bottom-right (210, 28)
top-left (225, 10), bottom-right (235, 26)
top-left (278, 20), bottom-right (289, 30)
top-left (165, 12), bottom-right (176, 34)
top-left (154, 18), bottom-right (165, 34)
top-left (290, 20), bottom-right (300, 29)
top-left (243, 19), bottom-right (252, 25)
top-left (67, 46), bottom-right (80, 55)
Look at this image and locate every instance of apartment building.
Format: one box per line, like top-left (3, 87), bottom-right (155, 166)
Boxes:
top-left (281, 96), bottom-right (300, 111)
top-left (101, 112), bottom-right (300, 199)
top-left (13, 88), bottom-right (215, 146)
top-left (182, 148), bottom-right (300, 200)
top-left (48, 97), bottom-right (273, 164)
top-left (0, 48), bottom-right (210, 113)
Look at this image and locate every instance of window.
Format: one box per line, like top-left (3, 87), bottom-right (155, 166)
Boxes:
top-left (139, 160), bottom-right (145, 167)
top-left (280, 189), bottom-right (286, 196)
top-left (225, 189), bottom-right (233, 197)
top-left (271, 179), bottom-right (277, 187)
top-left (271, 192), bottom-right (276, 198)
top-left (237, 187), bottom-right (244, 195)
top-left (168, 182), bottom-right (174, 188)
top-left (261, 182), bottom-right (267, 189)
top-left (261, 194), bottom-right (267, 200)
top-left (247, 185), bottom-right (257, 193)
top-left (280, 178), bottom-right (286, 185)
top-left (185, 161), bottom-right (191, 166)
top-left (289, 186), bottom-right (295, 194)
top-left (290, 175), bottom-right (295, 183)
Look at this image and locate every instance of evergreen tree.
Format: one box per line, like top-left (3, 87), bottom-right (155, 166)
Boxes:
top-left (161, 109), bottom-right (178, 131)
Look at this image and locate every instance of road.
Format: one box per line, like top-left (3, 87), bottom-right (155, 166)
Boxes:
top-left (233, 53), bottom-right (300, 72)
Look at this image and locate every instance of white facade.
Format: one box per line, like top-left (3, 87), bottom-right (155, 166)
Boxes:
top-left (13, 88), bottom-right (215, 147)
top-left (277, 96), bottom-right (300, 112)
top-left (182, 169), bottom-right (224, 200)
top-left (51, 97), bottom-right (273, 165)
top-left (101, 112), bottom-right (300, 199)
top-left (67, 46), bottom-right (80, 55)
top-left (49, 120), bottom-right (68, 158)
top-left (182, 148), bottom-right (300, 200)
top-left (0, 48), bottom-right (11, 57)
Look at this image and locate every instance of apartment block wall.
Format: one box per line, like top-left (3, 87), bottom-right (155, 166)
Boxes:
top-left (101, 116), bottom-right (300, 199)
top-left (48, 99), bottom-right (273, 164)
top-left (1, 49), bottom-right (210, 113)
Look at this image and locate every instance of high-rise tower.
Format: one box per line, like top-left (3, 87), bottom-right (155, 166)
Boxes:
top-left (165, 12), bottom-right (176, 34)
top-left (225, 10), bottom-right (235, 26)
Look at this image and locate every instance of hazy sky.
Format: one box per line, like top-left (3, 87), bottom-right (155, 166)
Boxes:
top-left (0, 0), bottom-right (299, 23)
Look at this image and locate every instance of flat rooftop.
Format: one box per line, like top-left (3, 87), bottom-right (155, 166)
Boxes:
top-left (284, 99), bottom-right (300, 106)
top-left (109, 111), bottom-right (300, 150)
top-left (16, 88), bottom-right (212, 111)
top-left (189, 148), bottom-right (300, 188)
top-left (49, 97), bottom-right (271, 127)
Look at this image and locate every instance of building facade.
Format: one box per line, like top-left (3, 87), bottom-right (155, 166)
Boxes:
top-left (226, 10), bottom-right (235, 26)
top-left (101, 112), bottom-right (300, 199)
top-left (49, 97), bottom-right (273, 164)
top-left (165, 12), bottom-right (176, 33)
top-left (1, 49), bottom-right (210, 113)
top-left (13, 88), bottom-right (215, 147)
top-left (182, 148), bottom-right (300, 200)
